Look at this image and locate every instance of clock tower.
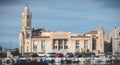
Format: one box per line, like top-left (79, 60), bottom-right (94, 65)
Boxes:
top-left (19, 4), bottom-right (32, 56)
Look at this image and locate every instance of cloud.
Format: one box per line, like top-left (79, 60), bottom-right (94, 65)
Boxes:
top-left (95, 0), bottom-right (120, 9)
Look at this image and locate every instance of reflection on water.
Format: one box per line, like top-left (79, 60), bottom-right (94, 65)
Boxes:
top-left (2, 62), bottom-right (120, 65)
top-left (1, 57), bottom-right (120, 65)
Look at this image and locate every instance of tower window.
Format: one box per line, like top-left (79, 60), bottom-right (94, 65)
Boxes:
top-left (26, 32), bottom-right (30, 38)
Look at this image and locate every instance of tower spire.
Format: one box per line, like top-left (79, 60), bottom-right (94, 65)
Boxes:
top-left (22, 3), bottom-right (32, 30)
top-left (24, 4), bottom-right (29, 13)
top-left (98, 24), bottom-right (104, 31)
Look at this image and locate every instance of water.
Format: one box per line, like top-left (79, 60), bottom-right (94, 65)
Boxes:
top-left (1, 57), bottom-right (120, 65)
top-left (2, 63), bottom-right (120, 65)
top-left (2, 62), bottom-right (120, 65)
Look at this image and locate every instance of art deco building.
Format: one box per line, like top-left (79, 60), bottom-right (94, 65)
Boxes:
top-left (19, 5), bottom-right (105, 56)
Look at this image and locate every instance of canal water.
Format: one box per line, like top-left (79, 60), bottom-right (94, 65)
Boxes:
top-left (52, 63), bottom-right (120, 65)
top-left (1, 57), bottom-right (120, 65)
top-left (2, 62), bottom-right (120, 65)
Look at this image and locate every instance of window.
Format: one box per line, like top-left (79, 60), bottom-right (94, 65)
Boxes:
top-left (27, 15), bottom-right (30, 27)
top-left (92, 38), bottom-right (96, 50)
top-left (76, 40), bottom-right (79, 49)
top-left (41, 40), bottom-right (45, 49)
top-left (84, 40), bottom-right (88, 51)
top-left (53, 39), bottom-right (57, 49)
top-left (64, 39), bottom-right (68, 49)
top-left (58, 39), bottom-right (63, 50)
top-left (119, 32), bottom-right (120, 36)
top-left (33, 41), bottom-right (37, 49)
top-left (26, 42), bottom-right (29, 52)
top-left (26, 32), bottom-right (30, 39)
top-left (27, 46), bottom-right (29, 52)
top-left (119, 41), bottom-right (120, 46)
top-left (33, 41), bottom-right (37, 52)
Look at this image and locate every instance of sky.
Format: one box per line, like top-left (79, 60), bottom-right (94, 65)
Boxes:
top-left (0, 0), bottom-right (120, 49)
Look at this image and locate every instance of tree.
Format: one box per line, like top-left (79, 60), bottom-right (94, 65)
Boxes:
top-left (11, 48), bottom-right (20, 56)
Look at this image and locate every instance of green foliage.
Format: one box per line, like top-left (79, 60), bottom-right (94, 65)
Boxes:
top-left (86, 49), bottom-right (90, 53)
top-left (11, 48), bottom-right (20, 56)
top-left (24, 53), bottom-right (30, 56)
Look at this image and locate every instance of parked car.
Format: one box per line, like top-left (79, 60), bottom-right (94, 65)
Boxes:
top-left (55, 53), bottom-right (64, 57)
top-left (28, 53), bottom-right (39, 57)
top-left (94, 56), bottom-right (102, 62)
top-left (17, 58), bottom-right (26, 63)
top-left (74, 52), bottom-right (83, 57)
top-left (37, 52), bottom-right (46, 57)
top-left (46, 52), bottom-right (56, 57)
top-left (105, 52), bottom-right (112, 56)
top-left (85, 52), bottom-right (95, 57)
top-left (65, 52), bottom-right (74, 58)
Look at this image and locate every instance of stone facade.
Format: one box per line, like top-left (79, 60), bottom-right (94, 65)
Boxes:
top-left (108, 26), bottom-right (120, 55)
top-left (19, 5), bottom-right (105, 56)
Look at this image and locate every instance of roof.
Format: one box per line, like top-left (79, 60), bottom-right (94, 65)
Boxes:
top-left (86, 30), bottom-right (98, 34)
top-left (32, 28), bottom-right (45, 32)
top-left (71, 36), bottom-right (90, 38)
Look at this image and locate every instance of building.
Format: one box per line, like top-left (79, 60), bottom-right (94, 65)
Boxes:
top-left (19, 5), bottom-right (105, 56)
top-left (108, 26), bottom-right (120, 55)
